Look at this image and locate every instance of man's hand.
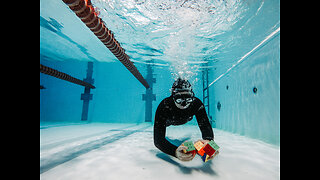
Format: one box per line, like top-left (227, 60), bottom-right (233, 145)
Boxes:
top-left (198, 139), bottom-right (210, 145)
top-left (175, 144), bottom-right (196, 162)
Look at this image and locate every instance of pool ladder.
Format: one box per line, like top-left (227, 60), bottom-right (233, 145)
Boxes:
top-left (202, 67), bottom-right (214, 127)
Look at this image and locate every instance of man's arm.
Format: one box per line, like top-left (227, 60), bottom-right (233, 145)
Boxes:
top-left (195, 100), bottom-right (214, 141)
top-left (154, 102), bottom-right (178, 157)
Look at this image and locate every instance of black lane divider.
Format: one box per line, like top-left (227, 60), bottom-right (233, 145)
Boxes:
top-left (40, 64), bottom-right (96, 89)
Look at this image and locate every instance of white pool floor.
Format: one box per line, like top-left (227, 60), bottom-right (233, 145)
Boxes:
top-left (40, 123), bottom-right (280, 180)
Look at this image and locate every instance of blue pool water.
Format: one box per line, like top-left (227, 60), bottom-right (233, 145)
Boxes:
top-left (40, 0), bottom-right (280, 179)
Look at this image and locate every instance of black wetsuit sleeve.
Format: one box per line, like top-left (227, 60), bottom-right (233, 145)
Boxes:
top-left (154, 102), bottom-right (178, 157)
top-left (195, 102), bottom-right (214, 141)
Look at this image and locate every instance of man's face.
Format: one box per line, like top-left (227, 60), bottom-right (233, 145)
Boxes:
top-left (173, 91), bottom-right (194, 110)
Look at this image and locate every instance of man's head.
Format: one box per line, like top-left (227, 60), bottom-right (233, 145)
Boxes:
top-left (171, 78), bottom-right (195, 109)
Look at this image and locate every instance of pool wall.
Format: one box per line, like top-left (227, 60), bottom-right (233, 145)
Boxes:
top-left (210, 34), bottom-right (280, 146)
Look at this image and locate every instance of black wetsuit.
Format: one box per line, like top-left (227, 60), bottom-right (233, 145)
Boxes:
top-left (154, 96), bottom-right (214, 157)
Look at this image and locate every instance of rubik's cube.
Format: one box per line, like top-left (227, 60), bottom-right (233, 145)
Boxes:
top-left (182, 141), bottom-right (197, 155)
top-left (194, 140), bottom-right (220, 162)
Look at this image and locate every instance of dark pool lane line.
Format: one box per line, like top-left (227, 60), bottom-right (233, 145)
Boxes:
top-left (40, 125), bottom-right (151, 174)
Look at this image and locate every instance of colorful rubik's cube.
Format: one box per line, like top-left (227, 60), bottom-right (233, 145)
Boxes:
top-left (182, 141), bottom-right (197, 155)
top-left (194, 140), bottom-right (220, 162)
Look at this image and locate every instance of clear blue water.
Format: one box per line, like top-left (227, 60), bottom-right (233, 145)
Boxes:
top-left (40, 0), bottom-right (280, 147)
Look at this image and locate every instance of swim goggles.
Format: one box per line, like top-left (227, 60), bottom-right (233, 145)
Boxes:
top-left (173, 93), bottom-right (194, 104)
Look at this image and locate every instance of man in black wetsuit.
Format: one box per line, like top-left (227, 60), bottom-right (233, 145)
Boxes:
top-left (154, 78), bottom-right (214, 161)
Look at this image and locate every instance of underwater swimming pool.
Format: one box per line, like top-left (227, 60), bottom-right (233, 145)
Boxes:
top-left (40, 0), bottom-right (280, 179)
